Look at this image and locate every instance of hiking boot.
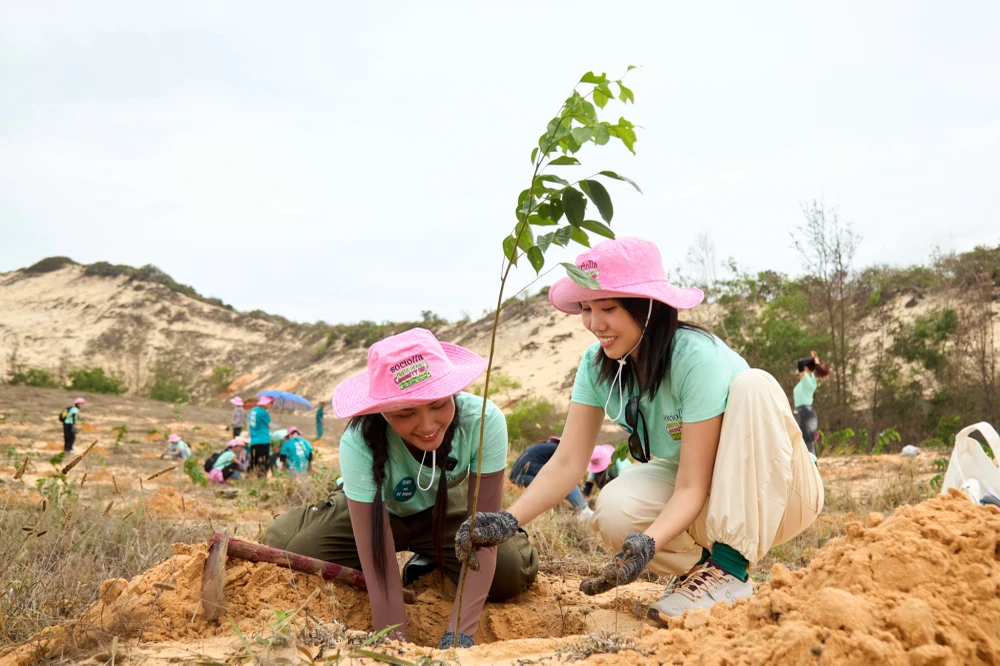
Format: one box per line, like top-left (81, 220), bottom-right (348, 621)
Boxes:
top-left (647, 564), bottom-right (752, 624)
top-left (402, 553), bottom-right (438, 586)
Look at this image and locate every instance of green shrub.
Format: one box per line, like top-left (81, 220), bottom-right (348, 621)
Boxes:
top-left (210, 365), bottom-right (236, 391)
top-left (505, 396), bottom-right (558, 450)
top-left (67, 367), bottom-right (126, 394)
top-left (24, 256), bottom-right (77, 274)
top-left (149, 379), bottom-right (189, 404)
top-left (9, 368), bottom-right (61, 388)
top-left (83, 261), bottom-right (133, 278)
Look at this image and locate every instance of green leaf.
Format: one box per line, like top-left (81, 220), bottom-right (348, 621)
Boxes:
top-left (551, 199), bottom-right (564, 223)
top-left (528, 214), bottom-right (557, 226)
top-left (503, 235), bottom-right (518, 265)
top-left (514, 219), bottom-right (534, 251)
top-left (593, 87), bottom-right (609, 109)
top-left (548, 155), bottom-right (580, 166)
top-left (597, 82), bottom-right (614, 102)
top-left (598, 170), bottom-right (642, 194)
top-left (351, 649), bottom-right (416, 666)
top-left (594, 123), bottom-right (610, 145)
top-left (553, 226), bottom-right (573, 247)
top-left (580, 219), bottom-right (615, 239)
top-left (609, 123), bottom-right (637, 154)
top-left (562, 188), bottom-right (586, 226)
top-left (537, 174), bottom-right (571, 188)
top-left (627, 65), bottom-right (637, 71)
top-left (561, 262), bottom-right (601, 289)
top-left (537, 203), bottom-right (550, 219)
top-left (616, 82), bottom-right (634, 104)
top-left (570, 127), bottom-right (593, 145)
top-left (530, 147), bottom-right (538, 164)
top-left (580, 71), bottom-right (607, 84)
top-left (570, 226), bottom-right (591, 247)
top-left (527, 246), bottom-right (544, 273)
top-left (536, 231), bottom-right (555, 254)
top-left (580, 180), bottom-right (613, 222)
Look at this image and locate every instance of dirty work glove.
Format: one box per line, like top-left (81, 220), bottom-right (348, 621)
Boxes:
top-left (438, 631), bottom-right (474, 649)
top-left (455, 511), bottom-right (519, 571)
top-left (580, 533), bottom-right (656, 595)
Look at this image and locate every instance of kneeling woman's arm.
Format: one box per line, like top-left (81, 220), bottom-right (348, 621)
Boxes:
top-left (347, 500), bottom-right (408, 639)
top-left (448, 469), bottom-right (504, 639)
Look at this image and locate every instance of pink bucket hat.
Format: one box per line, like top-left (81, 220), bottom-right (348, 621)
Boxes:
top-left (587, 444), bottom-right (616, 474)
top-left (333, 328), bottom-right (487, 418)
top-left (286, 426), bottom-right (300, 437)
top-left (256, 395), bottom-right (274, 406)
top-left (168, 434), bottom-right (180, 443)
top-left (548, 237), bottom-right (704, 315)
top-left (225, 438), bottom-right (245, 449)
top-left (74, 397), bottom-right (86, 406)
top-left (229, 396), bottom-right (243, 406)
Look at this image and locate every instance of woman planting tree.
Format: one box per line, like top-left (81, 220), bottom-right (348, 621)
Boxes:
top-left (264, 328), bottom-right (537, 648)
top-left (455, 237), bottom-right (824, 624)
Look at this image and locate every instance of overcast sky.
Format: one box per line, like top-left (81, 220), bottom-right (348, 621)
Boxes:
top-left (2, 2), bottom-right (998, 324)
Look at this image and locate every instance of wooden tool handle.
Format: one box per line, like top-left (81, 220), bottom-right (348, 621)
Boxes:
top-left (209, 531), bottom-right (416, 603)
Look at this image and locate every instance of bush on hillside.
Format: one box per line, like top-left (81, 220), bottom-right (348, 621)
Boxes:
top-left (10, 368), bottom-right (61, 388)
top-left (505, 396), bottom-right (558, 451)
top-left (83, 261), bottom-right (134, 278)
top-left (67, 367), bottom-right (126, 395)
top-left (24, 256), bottom-right (77, 274)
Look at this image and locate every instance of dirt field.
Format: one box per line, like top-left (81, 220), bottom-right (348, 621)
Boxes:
top-left (1, 386), bottom-right (996, 665)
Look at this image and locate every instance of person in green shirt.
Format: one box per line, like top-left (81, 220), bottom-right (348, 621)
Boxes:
top-left (61, 397), bottom-right (86, 453)
top-left (263, 329), bottom-right (538, 649)
top-left (315, 405), bottom-right (325, 440)
top-left (793, 350), bottom-right (830, 457)
top-left (247, 396), bottom-right (273, 477)
top-left (454, 237), bottom-right (824, 626)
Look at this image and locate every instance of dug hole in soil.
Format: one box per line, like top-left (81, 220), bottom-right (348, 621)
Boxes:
top-left (2, 490), bottom-right (999, 665)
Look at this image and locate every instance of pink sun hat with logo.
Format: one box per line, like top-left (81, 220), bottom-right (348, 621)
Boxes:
top-left (587, 444), bottom-right (616, 474)
top-left (333, 328), bottom-right (488, 418)
top-left (548, 237), bottom-right (704, 315)
top-left (168, 434), bottom-right (181, 443)
top-left (229, 396), bottom-right (243, 406)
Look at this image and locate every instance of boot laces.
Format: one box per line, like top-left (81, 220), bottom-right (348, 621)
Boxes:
top-left (675, 565), bottom-right (728, 602)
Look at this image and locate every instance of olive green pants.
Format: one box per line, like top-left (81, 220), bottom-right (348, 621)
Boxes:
top-left (264, 490), bottom-right (538, 601)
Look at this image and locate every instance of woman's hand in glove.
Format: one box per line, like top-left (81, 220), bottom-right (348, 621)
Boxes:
top-left (580, 533), bottom-right (655, 595)
top-left (438, 631), bottom-right (474, 649)
top-left (454, 511), bottom-right (519, 570)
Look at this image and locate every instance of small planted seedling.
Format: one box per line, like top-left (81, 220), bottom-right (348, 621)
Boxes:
top-left (453, 67), bottom-right (643, 645)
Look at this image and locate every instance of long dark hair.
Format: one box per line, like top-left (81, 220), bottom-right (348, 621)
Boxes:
top-left (593, 298), bottom-right (710, 400)
top-left (347, 396), bottom-right (461, 590)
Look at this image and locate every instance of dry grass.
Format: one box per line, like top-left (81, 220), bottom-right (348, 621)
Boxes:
top-left (0, 481), bottom-right (202, 646)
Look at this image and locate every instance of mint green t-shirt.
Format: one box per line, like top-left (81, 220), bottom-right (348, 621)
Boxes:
top-left (571, 329), bottom-right (749, 472)
top-left (793, 372), bottom-right (817, 407)
top-left (339, 392), bottom-right (508, 518)
top-left (64, 406), bottom-right (80, 425)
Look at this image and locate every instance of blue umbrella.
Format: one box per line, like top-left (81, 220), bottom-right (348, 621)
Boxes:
top-left (257, 390), bottom-right (313, 412)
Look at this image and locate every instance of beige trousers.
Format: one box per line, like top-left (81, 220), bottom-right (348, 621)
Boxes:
top-left (593, 369), bottom-right (825, 575)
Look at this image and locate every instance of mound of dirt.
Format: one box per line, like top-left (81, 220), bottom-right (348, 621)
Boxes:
top-left (622, 489), bottom-right (1000, 665)
top-left (3, 490), bottom-right (997, 666)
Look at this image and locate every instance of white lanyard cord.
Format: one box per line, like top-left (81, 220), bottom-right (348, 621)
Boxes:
top-left (416, 448), bottom-right (437, 491)
top-left (603, 299), bottom-right (654, 421)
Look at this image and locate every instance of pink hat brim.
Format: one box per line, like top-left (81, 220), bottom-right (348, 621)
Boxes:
top-left (333, 342), bottom-right (487, 418)
top-left (257, 396), bottom-right (274, 405)
top-left (229, 397), bottom-right (243, 406)
top-left (548, 278), bottom-right (704, 315)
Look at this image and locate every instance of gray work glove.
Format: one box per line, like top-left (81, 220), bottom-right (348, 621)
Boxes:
top-left (580, 532), bottom-right (655, 595)
top-left (454, 510), bottom-right (519, 571)
top-left (438, 631), bottom-right (474, 649)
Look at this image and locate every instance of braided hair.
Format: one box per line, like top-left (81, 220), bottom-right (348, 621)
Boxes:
top-left (347, 396), bottom-right (461, 592)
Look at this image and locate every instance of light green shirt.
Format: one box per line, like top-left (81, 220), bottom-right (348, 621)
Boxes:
top-left (339, 392), bottom-right (508, 517)
top-left (571, 329), bottom-right (749, 472)
top-left (64, 405), bottom-right (80, 425)
top-left (793, 372), bottom-right (818, 407)
top-left (213, 450), bottom-right (237, 470)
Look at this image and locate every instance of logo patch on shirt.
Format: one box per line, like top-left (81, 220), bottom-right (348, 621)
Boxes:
top-left (665, 411), bottom-right (683, 441)
top-left (391, 355), bottom-right (431, 390)
top-left (392, 477), bottom-right (416, 502)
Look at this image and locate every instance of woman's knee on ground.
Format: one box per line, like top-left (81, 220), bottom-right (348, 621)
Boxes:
top-left (488, 529), bottom-right (538, 601)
